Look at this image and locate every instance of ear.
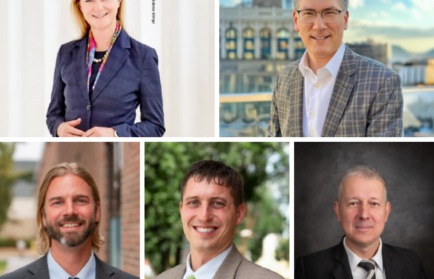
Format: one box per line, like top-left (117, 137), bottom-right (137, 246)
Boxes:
top-left (293, 10), bottom-right (300, 32)
top-left (343, 10), bottom-right (349, 30)
top-left (333, 201), bottom-right (341, 222)
top-left (95, 201), bottom-right (101, 223)
top-left (235, 203), bottom-right (246, 225)
top-left (384, 201), bottom-right (391, 223)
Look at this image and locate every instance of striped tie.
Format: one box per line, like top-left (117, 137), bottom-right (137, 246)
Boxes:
top-left (186, 275), bottom-right (195, 279)
top-left (358, 259), bottom-right (376, 279)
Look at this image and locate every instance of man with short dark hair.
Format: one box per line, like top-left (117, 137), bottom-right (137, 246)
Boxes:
top-left (295, 165), bottom-right (425, 279)
top-left (269, 0), bottom-right (403, 137)
top-left (156, 160), bottom-right (284, 279)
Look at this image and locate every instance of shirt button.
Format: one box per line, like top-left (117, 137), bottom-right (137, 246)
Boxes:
top-left (86, 105), bottom-right (91, 111)
top-left (310, 112), bottom-right (315, 117)
top-left (314, 84), bottom-right (320, 88)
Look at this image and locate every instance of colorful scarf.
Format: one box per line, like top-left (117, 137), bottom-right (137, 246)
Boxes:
top-left (86, 21), bottom-right (123, 94)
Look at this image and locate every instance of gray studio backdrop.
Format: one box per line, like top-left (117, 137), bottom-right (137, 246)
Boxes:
top-left (294, 142), bottom-right (434, 278)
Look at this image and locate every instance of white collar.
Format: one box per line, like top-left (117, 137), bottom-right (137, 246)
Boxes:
top-left (298, 43), bottom-right (346, 80)
top-left (343, 237), bottom-right (385, 273)
top-left (184, 244), bottom-right (233, 279)
top-left (47, 248), bottom-right (96, 279)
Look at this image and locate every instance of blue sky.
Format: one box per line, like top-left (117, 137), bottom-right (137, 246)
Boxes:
top-left (220, 0), bottom-right (434, 53)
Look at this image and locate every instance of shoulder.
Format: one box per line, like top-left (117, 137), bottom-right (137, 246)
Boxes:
top-left (57, 37), bottom-right (85, 54)
top-left (95, 256), bottom-right (139, 279)
top-left (0, 256), bottom-right (47, 278)
top-left (123, 31), bottom-right (157, 60)
top-left (296, 244), bottom-right (339, 266)
top-left (349, 48), bottom-right (398, 79)
top-left (236, 258), bottom-right (284, 279)
top-left (277, 59), bottom-right (301, 80)
top-left (154, 263), bottom-right (186, 279)
top-left (383, 242), bottom-right (422, 263)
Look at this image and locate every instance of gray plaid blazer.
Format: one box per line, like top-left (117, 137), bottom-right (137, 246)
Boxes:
top-left (268, 46), bottom-right (403, 137)
top-left (154, 245), bottom-right (284, 279)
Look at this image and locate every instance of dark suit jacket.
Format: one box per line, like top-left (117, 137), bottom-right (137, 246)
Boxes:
top-left (295, 239), bottom-right (425, 279)
top-left (0, 253), bottom-right (138, 279)
top-left (46, 29), bottom-right (165, 137)
top-left (155, 245), bottom-right (284, 279)
top-left (268, 46), bottom-right (403, 137)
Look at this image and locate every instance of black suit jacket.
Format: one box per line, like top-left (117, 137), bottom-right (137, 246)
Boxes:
top-left (295, 239), bottom-right (425, 279)
top-left (0, 253), bottom-right (138, 279)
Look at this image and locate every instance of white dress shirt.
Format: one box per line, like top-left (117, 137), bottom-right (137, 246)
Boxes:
top-left (47, 248), bottom-right (96, 279)
top-left (343, 237), bottom-right (386, 279)
top-left (182, 244), bottom-right (233, 279)
top-left (299, 43), bottom-right (346, 137)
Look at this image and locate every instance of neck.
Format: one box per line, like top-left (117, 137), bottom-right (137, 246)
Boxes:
top-left (91, 21), bottom-right (117, 51)
top-left (306, 49), bottom-right (337, 75)
top-left (51, 238), bottom-right (93, 276)
top-left (346, 237), bottom-right (380, 259)
top-left (189, 242), bottom-right (231, 272)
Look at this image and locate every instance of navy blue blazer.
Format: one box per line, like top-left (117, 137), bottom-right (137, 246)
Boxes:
top-left (46, 29), bottom-right (165, 137)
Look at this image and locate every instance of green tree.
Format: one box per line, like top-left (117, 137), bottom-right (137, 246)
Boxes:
top-left (145, 142), bottom-right (288, 274)
top-left (0, 143), bottom-right (33, 231)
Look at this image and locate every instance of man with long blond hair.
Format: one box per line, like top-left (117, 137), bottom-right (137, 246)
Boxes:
top-left (0, 162), bottom-right (137, 279)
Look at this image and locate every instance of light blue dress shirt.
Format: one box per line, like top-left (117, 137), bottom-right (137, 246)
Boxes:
top-left (182, 244), bottom-right (233, 279)
top-left (47, 248), bottom-right (96, 279)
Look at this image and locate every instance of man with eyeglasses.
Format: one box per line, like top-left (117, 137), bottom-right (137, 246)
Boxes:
top-left (268, 0), bottom-right (403, 137)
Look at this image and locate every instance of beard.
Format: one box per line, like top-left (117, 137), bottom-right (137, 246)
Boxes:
top-left (46, 216), bottom-right (97, 248)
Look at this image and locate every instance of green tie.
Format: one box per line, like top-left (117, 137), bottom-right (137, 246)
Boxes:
top-left (187, 275), bottom-right (195, 279)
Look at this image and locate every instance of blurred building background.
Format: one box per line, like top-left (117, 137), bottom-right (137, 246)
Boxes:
top-left (0, 142), bottom-right (140, 277)
top-left (145, 142), bottom-right (289, 279)
top-left (0, 0), bottom-right (214, 137)
top-left (220, 1), bottom-right (434, 137)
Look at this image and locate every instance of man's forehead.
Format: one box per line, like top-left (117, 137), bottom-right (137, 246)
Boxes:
top-left (342, 176), bottom-right (386, 197)
top-left (299, 0), bottom-right (342, 9)
top-left (44, 175), bottom-right (92, 199)
top-left (184, 178), bottom-right (232, 198)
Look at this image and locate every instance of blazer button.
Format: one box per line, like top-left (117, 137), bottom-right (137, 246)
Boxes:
top-left (86, 105), bottom-right (91, 111)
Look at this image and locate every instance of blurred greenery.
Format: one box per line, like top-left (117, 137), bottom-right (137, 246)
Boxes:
top-left (275, 238), bottom-right (290, 261)
top-left (145, 142), bottom-right (289, 274)
top-left (0, 238), bottom-right (32, 248)
top-left (0, 143), bottom-right (33, 231)
top-left (0, 260), bottom-right (6, 272)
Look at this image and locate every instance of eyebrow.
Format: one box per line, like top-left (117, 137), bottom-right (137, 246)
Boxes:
top-left (184, 196), bottom-right (228, 202)
top-left (48, 194), bottom-right (90, 203)
top-left (300, 5), bottom-right (340, 10)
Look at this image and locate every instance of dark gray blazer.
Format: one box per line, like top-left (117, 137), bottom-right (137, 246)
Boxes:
top-left (295, 238), bottom-right (425, 279)
top-left (0, 254), bottom-right (138, 279)
top-left (268, 46), bottom-right (403, 137)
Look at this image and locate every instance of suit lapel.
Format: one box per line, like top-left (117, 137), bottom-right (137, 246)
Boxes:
top-left (73, 37), bottom-right (91, 104)
top-left (95, 254), bottom-right (114, 279)
top-left (332, 238), bottom-right (353, 279)
top-left (289, 68), bottom-right (304, 137)
top-left (91, 29), bottom-right (130, 102)
top-left (213, 245), bottom-right (243, 279)
top-left (26, 254), bottom-right (50, 279)
top-left (382, 244), bottom-right (402, 279)
top-left (321, 46), bottom-right (356, 137)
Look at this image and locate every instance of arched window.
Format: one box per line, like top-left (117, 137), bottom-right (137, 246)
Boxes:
top-left (294, 31), bottom-right (305, 60)
top-left (276, 29), bottom-right (289, 60)
top-left (243, 28), bottom-right (255, 60)
top-left (260, 28), bottom-right (271, 59)
top-left (226, 28), bottom-right (237, 60)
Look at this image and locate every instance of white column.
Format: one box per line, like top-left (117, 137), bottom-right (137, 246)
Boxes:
top-left (237, 22), bottom-right (243, 59)
top-left (255, 22), bottom-right (261, 59)
top-left (289, 28), bottom-right (295, 60)
top-left (221, 20), bottom-right (227, 59)
top-left (0, 1), bottom-right (10, 136)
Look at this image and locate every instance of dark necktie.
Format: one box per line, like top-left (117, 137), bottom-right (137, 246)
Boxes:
top-left (68, 277), bottom-right (79, 279)
top-left (358, 259), bottom-right (376, 279)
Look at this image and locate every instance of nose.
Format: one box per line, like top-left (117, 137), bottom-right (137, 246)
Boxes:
top-left (312, 12), bottom-right (326, 30)
top-left (358, 203), bottom-right (370, 219)
top-left (64, 200), bottom-right (78, 216)
top-left (94, 0), bottom-right (104, 10)
top-left (197, 203), bottom-right (213, 222)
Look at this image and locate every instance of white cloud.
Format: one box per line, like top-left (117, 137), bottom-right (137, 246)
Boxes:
top-left (392, 2), bottom-right (407, 12)
top-left (367, 12), bottom-right (379, 18)
top-left (411, 0), bottom-right (434, 13)
top-left (349, 0), bottom-right (365, 9)
top-left (380, 0), bottom-right (391, 3)
top-left (411, 9), bottom-right (422, 21)
top-left (380, 11), bottom-right (390, 18)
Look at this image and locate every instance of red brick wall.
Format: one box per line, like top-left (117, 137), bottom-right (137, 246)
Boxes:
top-left (120, 142), bottom-right (140, 275)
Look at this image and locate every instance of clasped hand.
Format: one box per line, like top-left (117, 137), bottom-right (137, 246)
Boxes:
top-left (57, 118), bottom-right (116, 137)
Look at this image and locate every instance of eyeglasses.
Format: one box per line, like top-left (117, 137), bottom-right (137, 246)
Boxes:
top-left (297, 9), bottom-right (343, 24)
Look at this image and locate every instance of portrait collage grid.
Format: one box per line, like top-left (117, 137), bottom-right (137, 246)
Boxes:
top-left (0, 0), bottom-right (433, 279)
